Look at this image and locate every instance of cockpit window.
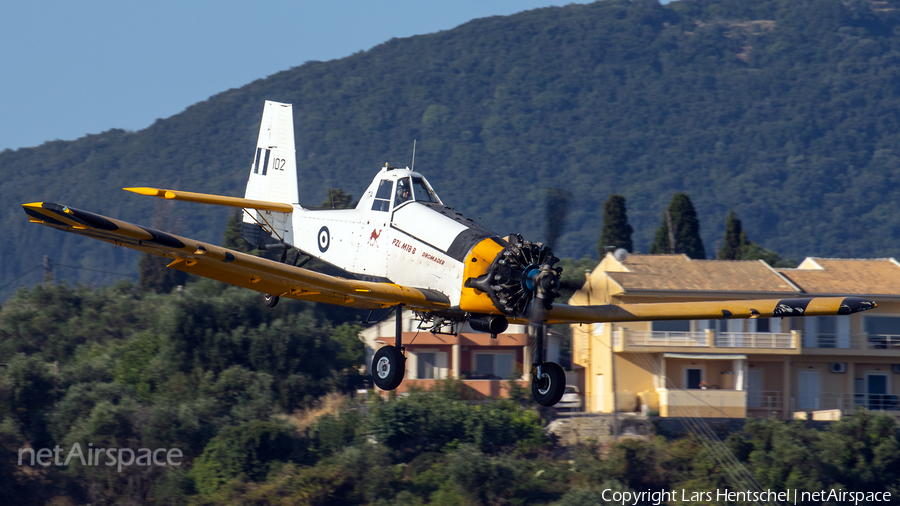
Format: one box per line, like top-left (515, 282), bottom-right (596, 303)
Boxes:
top-left (394, 177), bottom-right (412, 207)
top-left (372, 179), bottom-right (393, 212)
top-left (411, 177), bottom-right (439, 203)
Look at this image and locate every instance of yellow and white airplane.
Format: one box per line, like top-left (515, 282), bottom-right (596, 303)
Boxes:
top-left (22, 101), bottom-right (876, 406)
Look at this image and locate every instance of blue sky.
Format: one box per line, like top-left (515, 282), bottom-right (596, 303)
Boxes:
top-left (0, 0), bottom-right (628, 152)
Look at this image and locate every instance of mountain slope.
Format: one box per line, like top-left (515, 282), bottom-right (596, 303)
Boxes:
top-left (4, 0), bottom-right (900, 291)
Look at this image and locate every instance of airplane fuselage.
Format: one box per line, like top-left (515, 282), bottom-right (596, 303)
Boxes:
top-left (285, 167), bottom-right (505, 312)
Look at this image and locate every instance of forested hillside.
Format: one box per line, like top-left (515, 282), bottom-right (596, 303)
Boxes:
top-left (2, 282), bottom-right (897, 503)
top-left (5, 0), bottom-right (900, 290)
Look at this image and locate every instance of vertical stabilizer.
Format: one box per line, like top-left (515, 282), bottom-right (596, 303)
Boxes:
top-left (242, 101), bottom-right (298, 248)
top-left (244, 101), bottom-right (299, 207)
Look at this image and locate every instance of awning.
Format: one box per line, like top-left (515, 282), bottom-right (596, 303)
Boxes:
top-left (663, 353), bottom-right (747, 360)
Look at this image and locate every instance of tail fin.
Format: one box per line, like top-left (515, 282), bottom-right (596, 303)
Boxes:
top-left (242, 101), bottom-right (298, 249)
top-left (244, 101), bottom-right (299, 207)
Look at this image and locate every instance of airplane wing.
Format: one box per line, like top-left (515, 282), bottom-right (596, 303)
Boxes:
top-left (21, 202), bottom-right (450, 312)
top-left (123, 187), bottom-right (293, 213)
top-left (542, 296), bottom-right (875, 324)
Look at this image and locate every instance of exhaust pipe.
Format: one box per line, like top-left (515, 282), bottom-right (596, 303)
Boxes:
top-left (468, 316), bottom-right (509, 336)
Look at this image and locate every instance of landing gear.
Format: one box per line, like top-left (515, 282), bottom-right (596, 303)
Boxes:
top-left (371, 303), bottom-right (406, 391)
top-left (263, 294), bottom-right (279, 307)
top-left (532, 361), bottom-right (566, 406)
top-left (372, 345), bottom-right (405, 390)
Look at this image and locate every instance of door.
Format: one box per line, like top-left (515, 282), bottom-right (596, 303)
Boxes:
top-left (798, 371), bottom-right (820, 410)
top-left (867, 374), bottom-right (888, 410)
top-left (747, 369), bottom-right (764, 407)
top-left (685, 368), bottom-right (702, 389)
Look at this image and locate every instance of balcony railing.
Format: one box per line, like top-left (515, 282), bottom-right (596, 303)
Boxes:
top-left (794, 392), bottom-right (900, 411)
top-left (804, 333), bottom-right (900, 350)
top-left (615, 329), bottom-right (797, 350)
top-left (747, 390), bottom-right (783, 408)
top-left (716, 332), bottom-right (793, 349)
top-left (617, 330), bottom-right (707, 347)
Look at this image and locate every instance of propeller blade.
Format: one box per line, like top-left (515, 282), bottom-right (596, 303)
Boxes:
top-left (543, 188), bottom-right (572, 251)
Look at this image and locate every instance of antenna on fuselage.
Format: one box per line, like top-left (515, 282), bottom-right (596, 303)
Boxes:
top-left (411, 139), bottom-right (416, 172)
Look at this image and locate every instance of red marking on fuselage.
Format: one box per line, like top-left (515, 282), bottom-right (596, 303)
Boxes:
top-left (368, 229), bottom-right (382, 247)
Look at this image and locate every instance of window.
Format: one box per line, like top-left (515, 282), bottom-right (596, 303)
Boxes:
top-left (473, 352), bottom-right (515, 380)
top-left (865, 316), bottom-right (900, 349)
top-left (411, 177), bottom-right (438, 203)
top-left (817, 316), bottom-right (836, 348)
top-left (393, 177), bottom-right (412, 207)
top-left (409, 350), bottom-right (446, 379)
top-left (417, 352), bottom-right (436, 379)
top-left (652, 320), bottom-right (690, 332)
top-left (371, 179), bottom-right (393, 211)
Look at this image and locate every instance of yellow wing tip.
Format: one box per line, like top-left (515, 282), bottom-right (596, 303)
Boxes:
top-left (124, 187), bottom-right (163, 196)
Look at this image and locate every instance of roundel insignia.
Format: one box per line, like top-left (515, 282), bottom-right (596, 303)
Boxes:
top-left (317, 226), bottom-right (330, 252)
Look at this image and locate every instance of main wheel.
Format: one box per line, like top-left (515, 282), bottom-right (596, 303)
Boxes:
top-left (532, 361), bottom-right (566, 406)
top-left (263, 294), bottom-right (279, 308)
top-left (372, 346), bottom-right (405, 391)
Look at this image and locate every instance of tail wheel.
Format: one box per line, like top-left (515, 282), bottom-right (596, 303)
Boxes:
top-left (532, 361), bottom-right (566, 406)
top-left (263, 294), bottom-right (279, 307)
top-left (372, 345), bottom-right (405, 391)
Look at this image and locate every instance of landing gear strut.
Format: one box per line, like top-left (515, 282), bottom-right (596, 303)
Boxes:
top-left (371, 303), bottom-right (406, 391)
top-left (531, 323), bottom-right (565, 406)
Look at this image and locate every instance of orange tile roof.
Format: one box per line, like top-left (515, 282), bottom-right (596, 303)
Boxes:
top-left (777, 258), bottom-right (900, 296)
top-left (607, 254), bottom-right (799, 293)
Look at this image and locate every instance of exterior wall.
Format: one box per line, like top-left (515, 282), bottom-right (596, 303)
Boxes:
top-left (616, 353), bottom-right (657, 412)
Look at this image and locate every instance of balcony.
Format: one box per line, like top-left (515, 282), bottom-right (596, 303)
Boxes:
top-left (716, 332), bottom-right (794, 349)
top-left (658, 388), bottom-right (747, 418)
top-left (793, 392), bottom-right (900, 412)
top-left (613, 329), bottom-right (800, 353)
top-left (616, 330), bottom-right (707, 347)
top-left (803, 333), bottom-right (900, 353)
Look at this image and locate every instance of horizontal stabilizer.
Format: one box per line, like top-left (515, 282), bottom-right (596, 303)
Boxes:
top-left (124, 187), bottom-right (293, 213)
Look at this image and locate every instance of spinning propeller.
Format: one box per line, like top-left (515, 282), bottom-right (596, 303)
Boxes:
top-left (466, 189), bottom-right (573, 405)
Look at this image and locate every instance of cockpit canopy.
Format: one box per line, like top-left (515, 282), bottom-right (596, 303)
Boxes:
top-left (364, 168), bottom-right (442, 212)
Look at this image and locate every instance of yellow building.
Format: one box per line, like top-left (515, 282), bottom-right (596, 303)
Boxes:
top-left (570, 253), bottom-right (900, 419)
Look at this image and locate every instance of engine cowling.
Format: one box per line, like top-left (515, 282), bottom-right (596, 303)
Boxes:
top-left (465, 234), bottom-right (562, 318)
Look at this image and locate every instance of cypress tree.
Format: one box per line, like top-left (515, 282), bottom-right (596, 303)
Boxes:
top-left (649, 221), bottom-right (670, 255)
top-left (649, 193), bottom-right (705, 259)
top-left (322, 188), bottom-right (355, 209)
top-left (598, 194), bottom-right (634, 256)
top-left (222, 210), bottom-right (255, 253)
top-left (718, 210), bottom-right (744, 260)
top-left (138, 254), bottom-right (187, 293)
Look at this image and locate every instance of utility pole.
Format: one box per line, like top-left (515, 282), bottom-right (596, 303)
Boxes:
top-left (42, 255), bottom-right (53, 287)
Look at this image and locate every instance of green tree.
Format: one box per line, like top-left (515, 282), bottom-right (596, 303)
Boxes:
top-left (321, 188), bottom-right (355, 209)
top-left (718, 210), bottom-right (791, 266)
top-left (718, 210), bottom-right (744, 260)
top-left (649, 193), bottom-right (705, 259)
top-left (222, 210), bottom-right (255, 253)
top-left (599, 194), bottom-right (633, 256)
top-left (138, 253), bottom-right (187, 294)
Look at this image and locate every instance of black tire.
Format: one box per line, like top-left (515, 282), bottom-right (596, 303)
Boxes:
top-left (372, 346), bottom-right (405, 391)
top-left (532, 361), bottom-right (566, 406)
top-left (263, 294), bottom-right (279, 308)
